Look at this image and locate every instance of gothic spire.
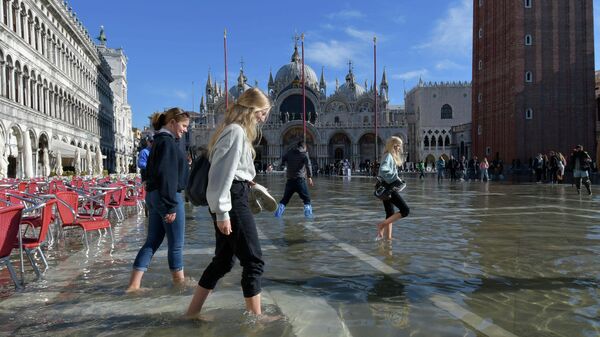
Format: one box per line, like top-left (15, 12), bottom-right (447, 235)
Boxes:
top-left (268, 68), bottom-right (274, 87)
top-left (381, 67), bottom-right (388, 86)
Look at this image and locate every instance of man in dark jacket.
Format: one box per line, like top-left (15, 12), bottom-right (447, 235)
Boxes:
top-left (274, 141), bottom-right (314, 218)
top-left (570, 144), bottom-right (592, 195)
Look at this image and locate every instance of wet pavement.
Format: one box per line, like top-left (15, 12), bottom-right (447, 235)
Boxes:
top-left (0, 174), bottom-right (599, 336)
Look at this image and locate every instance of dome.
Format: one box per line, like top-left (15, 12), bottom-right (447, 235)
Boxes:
top-left (337, 82), bottom-right (366, 101)
top-left (336, 64), bottom-right (366, 101)
top-left (229, 83), bottom-right (253, 99)
top-left (229, 68), bottom-right (253, 99)
top-left (274, 45), bottom-right (318, 90)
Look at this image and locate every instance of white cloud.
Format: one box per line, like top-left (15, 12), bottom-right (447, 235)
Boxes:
top-left (173, 90), bottom-right (188, 100)
top-left (391, 69), bottom-right (429, 80)
top-left (435, 59), bottom-right (465, 70)
top-left (344, 27), bottom-right (379, 43)
top-left (327, 9), bottom-right (364, 20)
top-left (306, 40), bottom-right (357, 69)
top-left (416, 0), bottom-right (472, 56)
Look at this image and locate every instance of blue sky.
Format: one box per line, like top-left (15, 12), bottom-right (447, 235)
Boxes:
top-left (71, 0), bottom-right (600, 129)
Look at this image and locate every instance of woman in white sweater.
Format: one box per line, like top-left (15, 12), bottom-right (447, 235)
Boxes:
top-left (186, 88), bottom-right (271, 318)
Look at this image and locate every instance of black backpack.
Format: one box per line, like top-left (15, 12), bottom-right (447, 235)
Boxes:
top-left (185, 153), bottom-right (210, 206)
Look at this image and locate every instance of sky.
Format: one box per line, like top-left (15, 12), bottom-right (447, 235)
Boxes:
top-left (70, 0), bottom-right (600, 129)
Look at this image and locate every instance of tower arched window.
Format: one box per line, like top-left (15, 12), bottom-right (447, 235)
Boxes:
top-left (525, 71), bottom-right (533, 83)
top-left (478, 28), bottom-right (483, 39)
top-left (478, 60), bottom-right (483, 70)
top-left (525, 34), bottom-right (532, 45)
top-left (441, 104), bottom-right (453, 119)
top-left (525, 108), bottom-right (533, 120)
top-left (524, 0), bottom-right (532, 8)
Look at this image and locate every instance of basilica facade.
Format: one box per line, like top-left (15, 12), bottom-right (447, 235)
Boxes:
top-left (190, 44), bottom-right (408, 169)
top-left (0, 0), bottom-right (133, 178)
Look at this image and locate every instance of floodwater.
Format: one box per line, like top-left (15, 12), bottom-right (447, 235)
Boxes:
top-left (0, 174), bottom-right (599, 337)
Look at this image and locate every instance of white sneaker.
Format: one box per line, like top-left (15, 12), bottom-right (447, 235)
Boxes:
top-left (252, 183), bottom-right (278, 212)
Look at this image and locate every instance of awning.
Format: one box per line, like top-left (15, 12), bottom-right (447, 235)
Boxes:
top-left (50, 141), bottom-right (80, 159)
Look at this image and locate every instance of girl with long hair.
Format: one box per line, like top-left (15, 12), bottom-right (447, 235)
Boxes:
top-left (186, 88), bottom-right (272, 318)
top-left (375, 136), bottom-right (410, 240)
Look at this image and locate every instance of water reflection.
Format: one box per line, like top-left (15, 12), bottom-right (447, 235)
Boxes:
top-left (1, 175), bottom-right (599, 336)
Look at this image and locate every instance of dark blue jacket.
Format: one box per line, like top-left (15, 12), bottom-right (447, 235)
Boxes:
top-left (282, 146), bottom-right (312, 180)
top-left (145, 132), bottom-right (189, 213)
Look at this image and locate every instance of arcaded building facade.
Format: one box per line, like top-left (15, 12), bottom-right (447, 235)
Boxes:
top-left (472, 0), bottom-right (596, 164)
top-left (0, 0), bottom-right (132, 177)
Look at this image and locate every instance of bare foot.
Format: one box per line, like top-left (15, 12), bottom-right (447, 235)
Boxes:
top-left (125, 286), bottom-right (151, 294)
top-left (183, 312), bottom-right (215, 321)
top-left (376, 223), bottom-right (385, 240)
top-left (258, 314), bottom-right (285, 323)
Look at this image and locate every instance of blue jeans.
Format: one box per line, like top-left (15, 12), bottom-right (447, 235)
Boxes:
top-left (133, 191), bottom-right (185, 272)
top-left (279, 177), bottom-right (311, 205)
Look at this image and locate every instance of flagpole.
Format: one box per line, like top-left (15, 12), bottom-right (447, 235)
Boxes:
top-left (224, 29), bottom-right (228, 110)
top-left (374, 36), bottom-right (378, 162)
top-left (301, 33), bottom-right (306, 145)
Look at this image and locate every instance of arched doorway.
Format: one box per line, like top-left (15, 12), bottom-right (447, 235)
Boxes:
top-left (7, 126), bottom-right (23, 178)
top-left (358, 133), bottom-right (383, 163)
top-left (425, 154), bottom-right (436, 171)
top-left (38, 133), bottom-right (49, 176)
top-left (281, 126), bottom-right (315, 152)
top-left (329, 133), bottom-right (351, 161)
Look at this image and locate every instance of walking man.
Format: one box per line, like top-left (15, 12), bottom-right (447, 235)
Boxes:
top-left (275, 141), bottom-right (314, 218)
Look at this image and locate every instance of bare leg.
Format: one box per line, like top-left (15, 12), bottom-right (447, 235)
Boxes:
top-left (126, 270), bottom-right (144, 292)
top-left (244, 293), bottom-right (262, 315)
top-left (384, 222), bottom-right (393, 240)
top-left (172, 270), bottom-right (185, 287)
top-left (185, 286), bottom-right (212, 317)
top-left (376, 213), bottom-right (403, 239)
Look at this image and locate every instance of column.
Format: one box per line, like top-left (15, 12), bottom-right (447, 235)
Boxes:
top-left (15, 69), bottom-right (22, 104)
top-left (0, 61), bottom-right (5, 98)
top-left (22, 74), bottom-right (28, 106)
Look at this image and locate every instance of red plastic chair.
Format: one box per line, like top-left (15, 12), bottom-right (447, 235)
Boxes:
top-left (16, 199), bottom-right (57, 279)
top-left (48, 180), bottom-right (67, 194)
top-left (121, 184), bottom-right (145, 215)
top-left (55, 191), bottom-right (113, 250)
top-left (107, 183), bottom-right (127, 222)
top-left (0, 204), bottom-right (26, 289)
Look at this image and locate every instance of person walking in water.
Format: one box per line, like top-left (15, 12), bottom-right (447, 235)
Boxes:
top-left (375, 136), bottom-right (410, 240)
top-left (274, 141), bottom-right (314, 218)
top-left (186, 88), bottom-right (272, 319)
top-left (127, 108), bottom-right (190, 292)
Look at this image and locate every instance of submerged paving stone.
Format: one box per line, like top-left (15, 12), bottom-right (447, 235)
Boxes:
top-left (1, 174), bottom-right (599, 336)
